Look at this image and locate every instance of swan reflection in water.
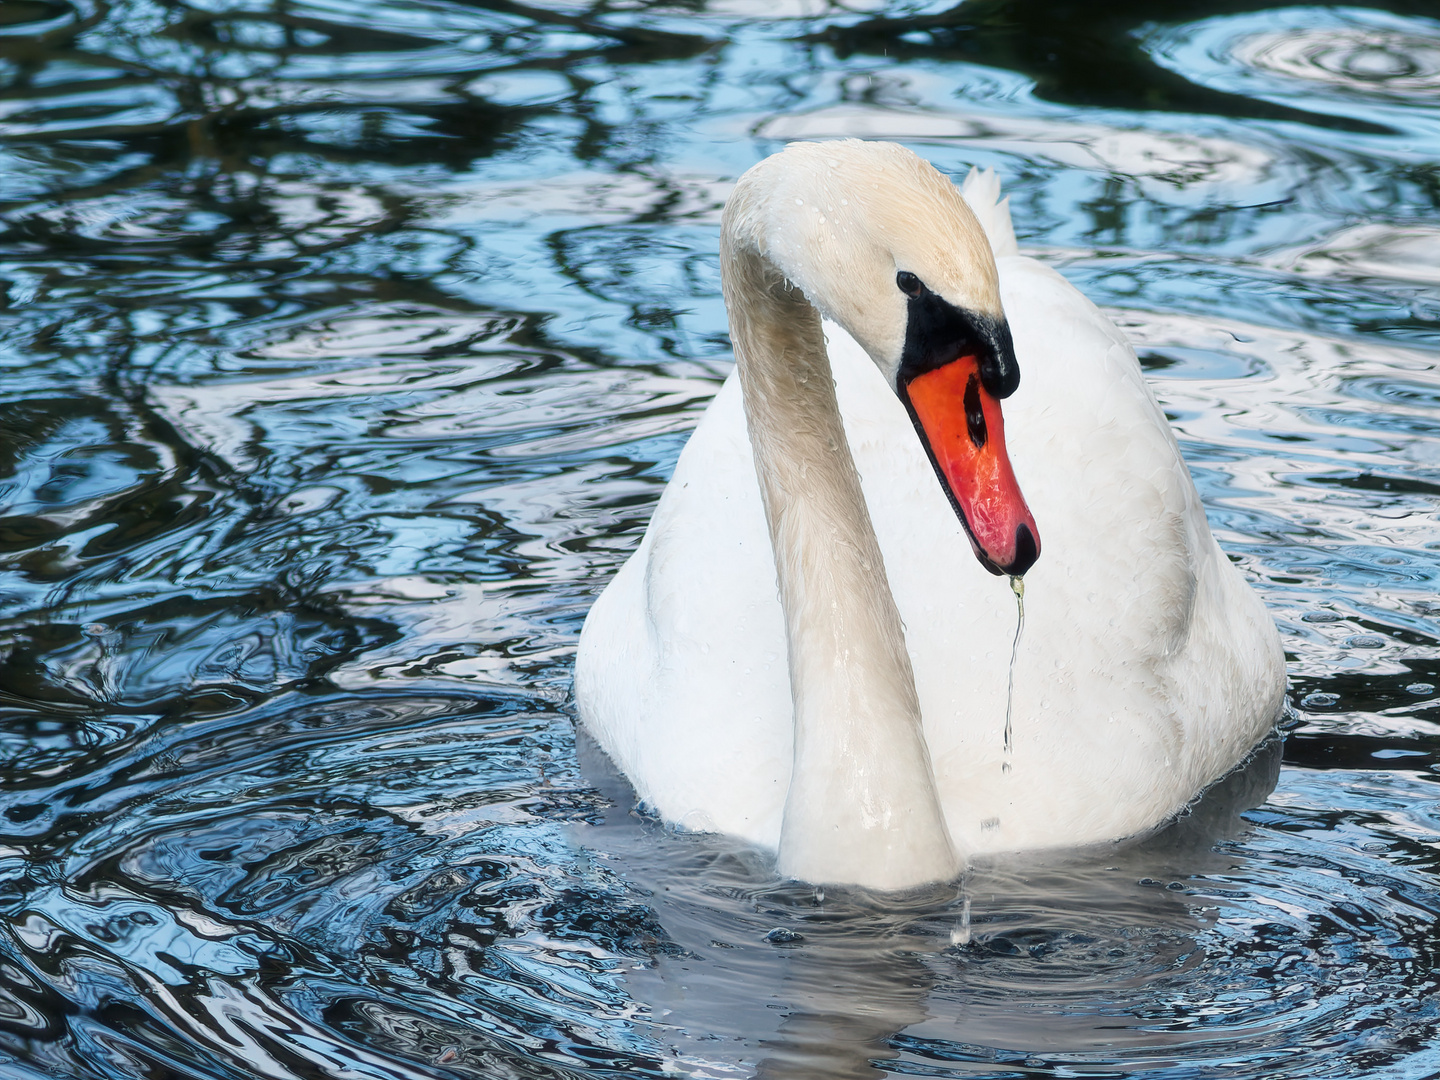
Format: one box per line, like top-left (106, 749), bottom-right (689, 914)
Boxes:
top-left (578, 730), bottom-right (1284, 1079)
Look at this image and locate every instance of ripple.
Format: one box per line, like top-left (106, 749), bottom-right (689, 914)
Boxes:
top-left (760, 104), bottom-right (1276, 189)
top-left (1277, 224), bottom-right (1440, 287)
top-left (4, 0), bottom-right (1440, 1077)
top-left (0, 0), bottom-right (73, 38)
top-left (1141, 7), bottom-right (1440, 135)
top-left (1235, 24), bottom-right (1440, 99)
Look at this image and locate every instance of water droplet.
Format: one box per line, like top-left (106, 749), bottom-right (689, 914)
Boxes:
top-left (949, 897), bottom-right (972, 947)
top-left (1347, 634), bottom-right (1387, 649)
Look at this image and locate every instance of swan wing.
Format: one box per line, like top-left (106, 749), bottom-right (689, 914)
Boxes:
top-left (576, 372), bottom-right (791, 846)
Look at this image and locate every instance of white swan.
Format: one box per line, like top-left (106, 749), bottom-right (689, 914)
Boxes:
top-left (575, 140), bottom-right (1285, 890)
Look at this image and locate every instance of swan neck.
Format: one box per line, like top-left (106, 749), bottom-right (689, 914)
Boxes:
top-left (720, 229), bottom-right (959, 890)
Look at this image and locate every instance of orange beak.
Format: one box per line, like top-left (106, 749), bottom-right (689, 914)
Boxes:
top-left (902, 355), bottom-right (1040, 576)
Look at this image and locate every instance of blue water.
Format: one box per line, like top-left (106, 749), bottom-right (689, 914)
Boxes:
top-left (1, 1), bottom-right (1439, 1076)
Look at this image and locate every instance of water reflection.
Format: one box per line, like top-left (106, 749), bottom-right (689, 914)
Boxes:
top-left (1237, 20), bottom-right (1440, 99)
top-left (1279, 223), bottom-right (1440, 288)
top-left (584, 738), bottom-right (1284, 1078)
top-left (587, 733), bottom-right (1440, 1076)
top-left (1144, 7), bottom-right (1440, 137)
top-left (2, 0), bottom-right (1440, 1076)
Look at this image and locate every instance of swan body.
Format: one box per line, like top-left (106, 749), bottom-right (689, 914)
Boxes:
top-left (575, 141), bottom-right (1285, 889)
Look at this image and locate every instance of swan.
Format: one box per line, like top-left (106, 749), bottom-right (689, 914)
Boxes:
top-left (575, 140), bottom-right (1285, 890)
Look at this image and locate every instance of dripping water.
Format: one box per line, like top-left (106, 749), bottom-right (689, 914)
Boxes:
top-left (950, 894), bottom-right (973, 947)
top-left (1002, 575), bottom-right (1025, 773)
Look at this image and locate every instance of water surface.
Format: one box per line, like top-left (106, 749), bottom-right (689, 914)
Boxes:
top-left (2, 0), bottom-right (1440, 1077)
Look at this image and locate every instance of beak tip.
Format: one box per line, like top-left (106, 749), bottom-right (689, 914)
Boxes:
top-left (1004, 522), bottom-right (1040, 577)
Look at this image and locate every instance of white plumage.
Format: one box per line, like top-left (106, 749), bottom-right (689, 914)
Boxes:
top-left (576, 141), bottom-right (1285, 888)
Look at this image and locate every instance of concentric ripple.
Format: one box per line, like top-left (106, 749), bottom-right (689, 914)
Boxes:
top-left (1142, 7), bottom-right (1440, 137)
top-left (2, 0), bottom-right (1440, 1078)
top-left (1238, 24), bottom-right (1440, 98)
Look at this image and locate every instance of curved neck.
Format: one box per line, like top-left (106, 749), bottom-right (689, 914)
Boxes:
top-left (720, 235), bottom-right (959, 889)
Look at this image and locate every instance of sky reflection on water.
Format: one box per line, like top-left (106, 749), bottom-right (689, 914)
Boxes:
top-left (1, 0), bottom-right (1440, 1077)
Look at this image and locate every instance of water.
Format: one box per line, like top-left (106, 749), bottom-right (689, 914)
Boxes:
top-left (1, 0), bottom-right (1439, 1077)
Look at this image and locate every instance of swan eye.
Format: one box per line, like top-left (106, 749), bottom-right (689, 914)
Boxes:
top-left (896, 271), bottom-right (924, 297)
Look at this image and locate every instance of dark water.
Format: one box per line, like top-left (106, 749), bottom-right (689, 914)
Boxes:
top-left (2, 0), bottom-right (1440, 1076)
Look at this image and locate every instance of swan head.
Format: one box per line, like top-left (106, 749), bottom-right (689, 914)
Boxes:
top-left (726, 139), bottom-right (1040, 577)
